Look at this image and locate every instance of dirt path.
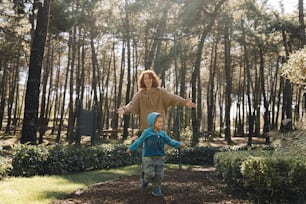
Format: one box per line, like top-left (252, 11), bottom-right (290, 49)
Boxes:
top-left (1, 133), bottom-right (273, 203)
top-left (51, 166), bottom-right (250, 204)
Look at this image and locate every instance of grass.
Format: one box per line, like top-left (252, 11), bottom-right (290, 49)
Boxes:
top-left (0, 165), bottom-right (141, 204)
top-left (0, 164), bottom-right (184, 204)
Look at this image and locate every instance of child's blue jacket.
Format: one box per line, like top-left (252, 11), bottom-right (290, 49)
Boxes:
top-left (128, 112), bottom-right (181, 157)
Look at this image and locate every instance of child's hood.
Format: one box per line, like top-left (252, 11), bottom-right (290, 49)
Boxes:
top-left (147, 112), bottom-right (161, 130)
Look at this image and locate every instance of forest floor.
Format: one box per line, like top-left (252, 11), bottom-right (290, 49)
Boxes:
top-left (49, 135), bottom-right (273, 204)
top-left (1, 131), bottom-right (276, 204)
top-left (51, 165), bottom-right (250, 204)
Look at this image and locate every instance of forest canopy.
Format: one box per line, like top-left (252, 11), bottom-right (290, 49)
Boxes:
top-left (0, 0), bottom-right (305, 145)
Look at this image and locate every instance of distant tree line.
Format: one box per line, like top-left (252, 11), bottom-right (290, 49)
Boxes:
top-left (0, 0), bottom-right (304, 145)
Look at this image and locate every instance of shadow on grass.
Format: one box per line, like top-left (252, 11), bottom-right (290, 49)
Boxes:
top-left (60, 165), bottom-right (141, 185)
top-left (0, 165), bottom-right (141, 204)
top-left (40, 165), bottom-right (182, 203)
top-left (43, 165), bottom-right (141, 202)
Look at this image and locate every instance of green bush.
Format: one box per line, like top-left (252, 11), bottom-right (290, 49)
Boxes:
top-left (10, 144), bottom-right (140, 177)
top-left (10, 143), bottom-right (221, 177)
top-left (214, 149), bottom-right (273, 186)
top-left (214, 149), bottom-right (306, 203)
top-left (11, 144), bottom-right (49, 176)
top-left (166, 146), bottom-right (218, 165)
top-left (45, 145), bottom-right (70, 175)
top-left (241, 156), bottom-right (306, 202)
top-left (214, 151), bottom-right (249, 186)
top-left (0, 156), bottom-right (10, 180)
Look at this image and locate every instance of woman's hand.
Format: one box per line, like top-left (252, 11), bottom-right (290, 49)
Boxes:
top-left (185, 99), bottom-right (196, 109)
top-left (117, 107), bottom-right (125, 115)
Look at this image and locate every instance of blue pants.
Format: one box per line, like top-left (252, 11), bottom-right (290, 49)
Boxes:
top-left (142, 156), bottom-right (165, 189)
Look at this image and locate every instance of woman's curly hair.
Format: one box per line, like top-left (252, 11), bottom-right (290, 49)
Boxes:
top-left (138, 70), bottom-right (160, 89)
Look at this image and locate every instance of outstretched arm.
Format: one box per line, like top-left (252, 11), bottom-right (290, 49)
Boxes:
top-left (163, 133), bottom-right (184, 149)
top-left (117, 92), bottom-right (141, 115)
top-left (128, 132), bottom-right (147, 152)
top-left (185, 98), bottom-right (196, 109)
top-left (160, 89), bottom-right (196, 108)
top-left (127, 148), bottom-right (132, 155)
top-left (117, 107), bottom-right (125, 115)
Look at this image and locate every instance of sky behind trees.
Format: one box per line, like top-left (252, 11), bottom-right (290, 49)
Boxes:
top-left (267, 0), bottom-right (299, 13)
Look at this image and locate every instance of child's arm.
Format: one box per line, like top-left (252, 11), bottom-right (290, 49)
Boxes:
top-left (126, 148), bottom-right (132, 155)
top-left (127, 132), bottom-right (147, 153)
top-left (163, 133), bottom-right (184, 149)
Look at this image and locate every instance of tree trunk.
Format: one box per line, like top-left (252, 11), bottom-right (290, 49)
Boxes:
top-left (0, 62), bottom-right (8, 130)
top-left (224, 19), bottom-right (232, 144)
top-left (21, 0), bottom-right (50, 144)
top-left (123, 0), bottom-right (132, 140)
top-left (270, 57), bottom-right (280, 130)
top-left (67, 26), bottom-right (77, 144)
top-left (254, 55), bottom-right (261, 136)
top-left (259, 45), bottom-right (270, 145)
top-left (112, 39), bottom-right (120, 131)
top-left (6, 57), bottom-right (19, 134)
top-left (51, 52), bottom-right (61, 135)
top-left (299, 0), bottom-right (305, 48)
top-left (207, 34), bottom-right (219, 135)
top-left (38, 33), bottom-right (51, 144)
top-left (13, 62), bottom-right (21, 134)
top-left (280, 25), bottom-right (293, 131)
top-left (179, 58), bottom-right (187, 130)
top-left (102, 60), bottom-right (111, 130)
top-left (191, 0), bottom-right (227, 146)
top-left (191, 30), bottom-right (205, 146)
top-left (236, 57), bottom-right (244, 136)
top-left (117, 40), bottom-right (125, 134)
top-left (56, 35), bottom-right (71, 143)
top-left (90, 31), bottom-right (99, 107)
top-left (241, 19), bottom-right (254, 146)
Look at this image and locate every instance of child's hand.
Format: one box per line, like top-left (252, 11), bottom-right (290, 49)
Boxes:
top-left (126, 149), bottom-right (131, 155)
top-left (180, 143), bottom-right (185, 149)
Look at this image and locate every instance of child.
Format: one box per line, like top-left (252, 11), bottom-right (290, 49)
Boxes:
top-left (127, 112), bottom-right (185, 196)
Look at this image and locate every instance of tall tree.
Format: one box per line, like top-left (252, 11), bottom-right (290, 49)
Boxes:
top-left (223, 13), bottom-right (232, 144)
top-left (122, 0), bottom-right (132, 140)
top-left (240, 19), bottom-right (255, 146)
top-left (207, 32), bottom-right (219, 135)
top-left (21, 0), bottom-right (51, 144)
top-left (298, 0), bottom-right (305, 48)
top-left (188, 0), bottom-right (227, 146)
top-left (38, 32), bottom-right (52, 144)
top-left (280, 23), bottom-right (293, 131)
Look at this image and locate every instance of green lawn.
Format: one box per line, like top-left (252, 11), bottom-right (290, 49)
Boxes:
top-left (0, 165), bottom-right (141, 204)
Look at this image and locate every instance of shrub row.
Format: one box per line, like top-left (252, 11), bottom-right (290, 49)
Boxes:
top-left (214, 150), bottom-right (306, 203)
top-left (166, 146), bottom-right (218, 165)
top-left (0, 156), bottom-right (10, 180)
top-left (10, 144), bottom-right (140, 177)
top-left (9, 144), bottom-right (218, 177)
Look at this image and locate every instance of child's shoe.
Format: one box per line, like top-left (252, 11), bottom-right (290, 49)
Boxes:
top-left (152, 188), bottom-right (163, 196)
top-left (141, 180), bottom-right (148, 189)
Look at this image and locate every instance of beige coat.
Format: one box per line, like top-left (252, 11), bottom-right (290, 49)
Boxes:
top-left (122, 88), bottom-right (188, 131)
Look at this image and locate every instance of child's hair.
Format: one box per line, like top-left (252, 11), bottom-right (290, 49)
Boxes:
top-left (154, 114), bottom-right (162, 121)
top-left (153, 114), bottom-right (163, 130)
top-left (138, 70), bottom-right (160, 89)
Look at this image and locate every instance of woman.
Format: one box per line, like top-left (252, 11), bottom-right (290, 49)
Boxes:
top-left (117, 69), bottom-right (195, 131)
